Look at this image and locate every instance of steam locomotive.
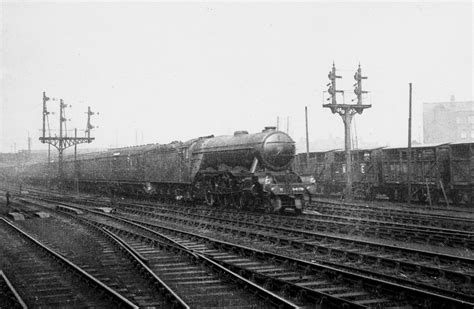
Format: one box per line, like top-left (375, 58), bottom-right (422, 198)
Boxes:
top-left (16, 127), bottom-right (312, 213)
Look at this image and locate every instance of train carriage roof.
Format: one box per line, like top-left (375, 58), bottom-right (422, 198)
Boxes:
top-left (297, 147), bottom-right (385, 156)
top-left (383, 143), bottom-right (449, 150)
top-left (63, 141), bottom-right (183, 161)
top-left (336, 147), bottom-right (385, 152)
top-left (297, 149), bottom-right (341, 156)
top-left (448, 141), bottom-right (474, 146)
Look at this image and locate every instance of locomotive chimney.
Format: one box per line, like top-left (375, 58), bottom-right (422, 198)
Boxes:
top-left (262, 126), bottom-right (277, 132)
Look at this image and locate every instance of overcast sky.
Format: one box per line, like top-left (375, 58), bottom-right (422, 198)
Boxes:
top-left (1, 1), bottom-right (473, 153)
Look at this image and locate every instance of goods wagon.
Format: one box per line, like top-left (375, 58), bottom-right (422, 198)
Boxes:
top-left (448, 142), bottom-right (474, 204)
top-left (294, 148), bottom-right (382, 199)
top-left (379, 144), bottom-right (450, 202)
top-left (295, 142), bottom-right (473, 205)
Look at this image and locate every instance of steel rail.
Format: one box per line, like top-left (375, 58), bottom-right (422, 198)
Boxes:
top-left (109, 205), bottom-right (474, 297)
top-left (52, 206), bottom-right (191, 309)
top-left (0, 218), bottom-right (138, 309)
top-left (95, 211), bottom-right (474, 308)
top-left (81, 214), bottom-right (353, 308)
top-left (310, 199), bottom-right (474, 224)
top-left (84, 213), bottom-right (301, 309)
top-left (116, 202), bottom-right (474, 267)
top-left (0, 270), bottom-right (28, 309)
top-left (101, 228), bottom-right (191, 309)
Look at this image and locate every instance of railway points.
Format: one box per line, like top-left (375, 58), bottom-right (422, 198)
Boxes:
top-left (63, 199), bottom-right (474, 307)
top-left (1, 179), bottom-right (474, 307)
top-left (8, 189), bottom-right (469, 299)
top-left (32, 196), bottom-right (470, 308)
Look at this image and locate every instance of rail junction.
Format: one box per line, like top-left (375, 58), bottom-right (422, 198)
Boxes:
top-left (1, 184), bottom-right (473, 308)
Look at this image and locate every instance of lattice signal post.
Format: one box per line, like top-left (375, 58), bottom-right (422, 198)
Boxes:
top-left (39, 92), bottom-right (96, 187)
top-left (322, 63), bottom-right (371, 201)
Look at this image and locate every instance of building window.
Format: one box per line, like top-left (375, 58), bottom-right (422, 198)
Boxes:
top-left (469, 115), bottom-right (474, 124)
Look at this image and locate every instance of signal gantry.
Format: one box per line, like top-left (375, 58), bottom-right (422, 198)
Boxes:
top-left (322, 63), bottom-right (371, 201)
top-left (39, 91), bottom-right (96, 187)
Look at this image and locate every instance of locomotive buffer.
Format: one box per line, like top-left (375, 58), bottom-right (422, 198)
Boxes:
top-left (39, 92), bottom-right (95, 188)
top-left (323, 63), bottom-right (371, 201)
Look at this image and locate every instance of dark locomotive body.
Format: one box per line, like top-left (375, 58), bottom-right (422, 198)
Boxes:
top-left (295, 142), bottom-right (474, 205)
top-left (16, 127), bottom-right (311, 213)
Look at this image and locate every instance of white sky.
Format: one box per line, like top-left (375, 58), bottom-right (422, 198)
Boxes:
top-left (1, 1), bottom-right (473, 153)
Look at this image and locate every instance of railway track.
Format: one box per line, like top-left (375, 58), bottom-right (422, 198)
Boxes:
top-left (9, 208), bottom-right (190, 308)
top-left (172, 205), bottom-right (474, 249)
top-left (15, 185), bottom-right (474, 233)
top-left (287, 212), bottom-right (473, 249)
top-left (0, 217), bottom-right (137, 308)
top-left (5, 198), bottom-right (291, 308)
top-left (105, 201), bottom-right (474, 296)
top-left (7, 187), bottom-right (474, 306)
top-left (17, 188), bottom-right (474, 248)
top-left (0, 270), bottom-right (27, 309)
top-left (56, 203), bottom-right (474, 308)
top-left (308, 200), bottom-right (474, 231)
top-left (57, 207), bottom-right (295, 308)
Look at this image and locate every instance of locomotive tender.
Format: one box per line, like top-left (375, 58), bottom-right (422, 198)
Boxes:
top-left (21, 127), bottom-right (311, 213)
top-left (294, 142), bottom-right (474, 205)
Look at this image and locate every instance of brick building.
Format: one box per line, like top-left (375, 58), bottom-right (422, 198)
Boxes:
top-left (423, 98), bottom-right (474, 143)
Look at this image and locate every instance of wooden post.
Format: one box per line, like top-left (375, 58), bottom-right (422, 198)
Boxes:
top-left (305, 106), bottom-right (310, 162)
top-left (407, 83), bottom-right (412, 205)
top-left (426, 180), bottom-right (432, 206)
top-left (439, 180), bottom-right (449, 207)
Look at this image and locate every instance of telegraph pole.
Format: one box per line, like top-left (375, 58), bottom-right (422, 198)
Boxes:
top-left (323, 63), bottom-right (371, 201)
top-left (407, 83), bottom-right (412, 205)
top-left (58, 99), bottom-right (65, 181)
top-left (74, 128), bottom-right (79, 194)
top-left (39, 92), bottom-right (95, 189)
top-left (305, 106), bottom-right (310, 161)
top-left (27, 133), bottom-right (31, 156)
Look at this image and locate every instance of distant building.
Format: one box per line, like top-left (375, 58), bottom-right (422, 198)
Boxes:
top-left (423, 97), bottom-right (474, 143)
